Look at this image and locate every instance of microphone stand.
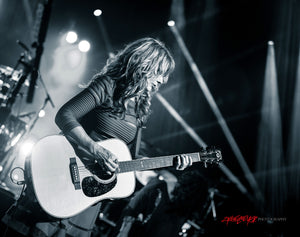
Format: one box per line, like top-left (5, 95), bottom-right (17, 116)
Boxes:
top-left (204, 188), bottom-right (217, 220)
top-left (27, 0), bottom-right (53, 103)
top-left (26, 72), bottom-right (55, 135)
top-left (202, 188), bottom-right (228, 221)
top-left (0, 0), bottom-right (54, 190)
top-left (22, 69), bottom-right (55, 133)
top-left (5, 0), bottom-right (53, 111)
top-left (38, 71), bottom-right (55, 108)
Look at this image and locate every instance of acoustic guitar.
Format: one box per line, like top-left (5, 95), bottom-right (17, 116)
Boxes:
top-left (27, 135), bottom-right (222, 218)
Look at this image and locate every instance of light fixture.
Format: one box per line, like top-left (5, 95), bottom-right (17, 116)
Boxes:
top-left (78, 40), bottom-right (91, 52)
top-left (19, 139), bottom-right (36, 157)
top-left (93, 9), bottom-right (102, 16)
top-left (167, 20), bottom-right (175, 27)
top-left (65, 31), bottom-right (78, 44)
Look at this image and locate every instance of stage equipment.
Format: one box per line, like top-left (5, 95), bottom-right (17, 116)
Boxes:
top-left (0, 0), bottom-right (54, 191)
top-left (0, 65), bottom-right (23, 109)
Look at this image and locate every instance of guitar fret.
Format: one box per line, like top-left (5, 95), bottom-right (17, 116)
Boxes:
top-left (118, 152), bottom-right (201, 173)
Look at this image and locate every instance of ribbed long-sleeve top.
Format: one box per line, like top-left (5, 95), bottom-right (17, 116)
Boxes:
top-left (55, 76), bottom-right (138, 146)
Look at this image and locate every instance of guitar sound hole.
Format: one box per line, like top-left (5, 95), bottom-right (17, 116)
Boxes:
top-left (82, 176), bottom-right (117, 197)
top-left (82, 161), bottom-right (117, 197)
top-left (88, 162), bottom-right (113, 180)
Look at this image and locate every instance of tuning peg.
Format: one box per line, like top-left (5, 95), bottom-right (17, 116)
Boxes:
top-left (206, 145), bottom-right (216, 153)
top-left (215, 150), bottom-right (222, 160)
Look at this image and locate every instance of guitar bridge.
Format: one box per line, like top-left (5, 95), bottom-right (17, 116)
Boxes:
top-left (69, 157), bottom-right (81, 190)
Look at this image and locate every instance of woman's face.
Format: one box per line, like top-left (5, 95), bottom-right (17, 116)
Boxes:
top-left (147, 75), bottom-right (166, 91)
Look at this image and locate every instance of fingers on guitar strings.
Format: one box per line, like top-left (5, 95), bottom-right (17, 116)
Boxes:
top-left (94, 148), bottom-right (118, 173)
top-left (103, 153), bottom-right (119, 173)
top-left (176, 155), bottom-right (183, 170)
top-left (188, 155), bottom-right (193, 166)
top-left (176, 155), bottom-right (193, 170)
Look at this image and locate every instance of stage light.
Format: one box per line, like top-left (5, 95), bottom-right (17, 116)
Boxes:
top-left (93, 9), bottom-right (102, 16)
top-left (20, 140), bottom-right (35, 157)
top-left (167, 20), bottom-right (175, 27)
top-left (78, 40), bottom-right (90, 52)
top-left (0, 166), bottom-right (3, 172)
top-left (66, 31), bottom-right (78, 44)
top-left (38, 109), bottom-right (45, 118)
top-left (49, 40), bottom-right (88, 86)
top-left (268, 41), bottom-right (274, 46)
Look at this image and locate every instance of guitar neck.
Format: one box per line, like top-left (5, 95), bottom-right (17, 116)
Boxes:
top-left (118, 153), bottom-right (201, 173)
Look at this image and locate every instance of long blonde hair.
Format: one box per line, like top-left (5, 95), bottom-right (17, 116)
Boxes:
top-left (92, 37), bottom-right (175, 126)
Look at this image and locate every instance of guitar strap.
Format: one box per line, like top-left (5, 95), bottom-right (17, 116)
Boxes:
top-left (128, 127), bottom-right (142, 159)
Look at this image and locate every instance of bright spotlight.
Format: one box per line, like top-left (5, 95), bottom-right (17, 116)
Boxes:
top-left (167, 20), bottom-right (175, 27)
top-left (93, 9), bottom-right (102, 16)
top-left (268, 41), bottom-right (274, 46)
top-left (38, 109), bottom-right (45, 118)
top-left (78, 40), bottom-right (91, 52)
top-left (20, 140), bottom-right (35, 157)
top-left (66, 31), bottom-right (78, 44)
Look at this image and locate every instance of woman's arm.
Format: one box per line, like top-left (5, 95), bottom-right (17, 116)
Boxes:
top-left (64, 126), bottom-right (118, 172)
top-left (55, 80), bottom-right (118, 171)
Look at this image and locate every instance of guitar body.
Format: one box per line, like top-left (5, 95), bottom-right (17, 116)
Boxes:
top-left (28, 135), bottom-right (136, 219)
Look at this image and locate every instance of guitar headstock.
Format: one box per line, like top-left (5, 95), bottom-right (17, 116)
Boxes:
top-left (199, 146), bottom-right (222, 168)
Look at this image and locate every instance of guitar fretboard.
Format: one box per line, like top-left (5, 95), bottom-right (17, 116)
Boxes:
top-left (118, 152), bottom-right (200, 173)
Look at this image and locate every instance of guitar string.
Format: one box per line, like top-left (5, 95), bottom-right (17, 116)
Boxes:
top-left (73, 154), bottom-right (215, 178)
top-left (76, 153), bottom-right (207, 174)
top-left (76, 158), bottom-right (167, 170)
top-left (76, 155), bottom-right (196, 171)
top-left (76, 155), bottom-right (180, 168)
top-left (74, 153), bottom-right (205, 171)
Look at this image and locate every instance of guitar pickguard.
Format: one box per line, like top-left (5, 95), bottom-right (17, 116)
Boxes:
top-left (78, 153), bottom-right (118, 197)
top-left (82, 176), bottom-right (117, 197)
